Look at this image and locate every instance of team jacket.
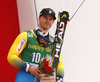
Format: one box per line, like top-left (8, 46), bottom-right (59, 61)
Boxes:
top-left (7, 29), bottom-right (64, 78)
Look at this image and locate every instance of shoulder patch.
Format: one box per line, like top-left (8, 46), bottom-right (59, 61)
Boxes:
top-left (28, 33), bottom-right (33, 37)
top-left (17, 38), bottom-right (26, 53)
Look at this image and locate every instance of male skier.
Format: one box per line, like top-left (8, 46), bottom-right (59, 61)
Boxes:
top-left (7, 8), bottom-right (64, 82)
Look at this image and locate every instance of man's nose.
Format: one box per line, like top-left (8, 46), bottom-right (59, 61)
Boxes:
top-left (46, 19), bottom-right (50, 22)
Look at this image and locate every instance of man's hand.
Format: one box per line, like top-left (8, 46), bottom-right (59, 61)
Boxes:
top-left (28, 66), bottom-right (43, 79)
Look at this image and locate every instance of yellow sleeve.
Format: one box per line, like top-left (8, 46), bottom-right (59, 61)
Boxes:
top-left (7, 32), bottom-right (28, 71)
top-left (56, 54), bottom-right (64, 78)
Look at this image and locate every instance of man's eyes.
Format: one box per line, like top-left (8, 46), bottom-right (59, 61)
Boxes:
top-left (43, 16), bottom-right (53, 21)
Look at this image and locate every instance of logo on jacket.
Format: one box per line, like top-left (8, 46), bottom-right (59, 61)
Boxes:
top-left (17, 38), bottom-right (26, 53)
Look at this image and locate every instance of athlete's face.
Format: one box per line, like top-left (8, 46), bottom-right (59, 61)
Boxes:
top-left (38, 14), bottom-right (54, 32)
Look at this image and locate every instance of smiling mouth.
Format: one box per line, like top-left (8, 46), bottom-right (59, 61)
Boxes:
top-left (45, 23), bottom-right (49, 26)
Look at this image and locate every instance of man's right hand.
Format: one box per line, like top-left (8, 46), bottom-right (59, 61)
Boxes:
top-left (28, 66), bottom-right (43, 79)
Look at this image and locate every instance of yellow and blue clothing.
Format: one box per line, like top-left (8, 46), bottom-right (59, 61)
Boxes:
top-left (7, 29), bottom-right (64, 82)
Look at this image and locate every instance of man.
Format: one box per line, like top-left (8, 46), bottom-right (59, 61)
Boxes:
top-left (7, 8), bottom-right (64, 82)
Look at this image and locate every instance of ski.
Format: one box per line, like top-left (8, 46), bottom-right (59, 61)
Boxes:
top-left (51, 11), bottom-right (69, 68)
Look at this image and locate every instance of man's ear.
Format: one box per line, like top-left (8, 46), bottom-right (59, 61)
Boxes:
top-left (38, 17), bottom-right (40, 22)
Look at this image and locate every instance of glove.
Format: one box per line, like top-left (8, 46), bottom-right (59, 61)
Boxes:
top-left (56, 76), bottom-right (63, 82)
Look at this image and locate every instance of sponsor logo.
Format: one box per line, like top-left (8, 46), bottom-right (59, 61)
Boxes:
top-left (28, 43), bottom-right (51, 53)
top-left (61, 14), bottom-right (67, 19)
top-left (28, 33), bottom-right (33, 37)
top-left (17, 38), bottom-right (26, 53)
top-left (54, 21), bottom-right (65, 58)
top-left (49, 10), bottom-right (52, 14)
top-left (54, 43), bottom-right (61, 58)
